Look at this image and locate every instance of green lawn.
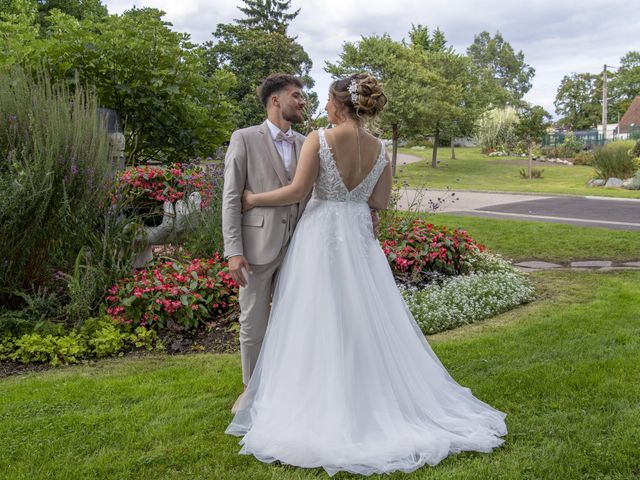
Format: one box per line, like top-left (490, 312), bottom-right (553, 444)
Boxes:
top-left (1, 270), bottom-right (639, 479)
top-left (426, 212), bottom-right (640, 262)
top-left (397, 147), bottom-right (640, 199)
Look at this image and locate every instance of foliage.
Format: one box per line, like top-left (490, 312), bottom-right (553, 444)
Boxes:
top-left (400, 268), bottom-right (534, 335)
top-left (1, 315), bottom-right (161, 365)
top-left (519, 167), bottom-right (544, 179)
top-left (105, 255), bottom-right (238, 330)
top-left (236, 0), bottom-right (299, 35)
top-left (35, 0), bottom-right (108, 26)
top-left (180, 163), bottom-right (226, 258)
top-left (609, 50), bottom-right (640, 118)
top-left (112, 162), bottom-right (214, 222)
top-left (591, 140), bottom-right (638, 179)
top-left (553, 72), bottom-right (602, 129)
top-left (466, 30), bottom-right (535, 106)
top-left (408, 24), bottom-right (452, 54)
top-left (572, 150), bottom-right (594, 165)
top-left (0, 68), bottom-right (133, 313)
top-left (379, 218), bottom-right (484, 282)
top-left (0, 6), bottom-right (236, 163)
top-left (631, 139), bottom-right (640, 158)
top-left (209, 1), bottom-right (313, 130)
top-left (474, 106), bottom-right (519, 151)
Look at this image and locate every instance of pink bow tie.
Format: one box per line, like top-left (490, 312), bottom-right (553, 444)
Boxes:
top-left (275, 131), bottom-right (294, 145)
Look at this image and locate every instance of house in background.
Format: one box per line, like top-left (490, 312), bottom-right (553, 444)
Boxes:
top-left (617, 96), bottom-right (640, 139)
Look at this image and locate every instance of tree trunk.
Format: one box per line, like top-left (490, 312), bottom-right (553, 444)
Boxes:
top-left (391, 123), bottom-right (398, 177)
top-left (431, 129), bottom-right (439, 168)
top-left (528, 143), bottom-right (533, 179)
top-left (451, 137), bottom-right (456, 160)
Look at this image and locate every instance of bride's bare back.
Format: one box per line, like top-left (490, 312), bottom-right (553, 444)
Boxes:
top-left (323, 126), bottom-right (383, 192)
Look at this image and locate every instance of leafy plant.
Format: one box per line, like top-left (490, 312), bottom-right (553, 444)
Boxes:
top-left (519, 167), bottom-right (544, 179)
top-left (105, 255), bottom-right (238, 330)
top-left (379, 218), bottom-right (484, 282)
top-left (573, 150), bottom-right (594, 165)
top-left (592, 140), bottom-right (638, 179)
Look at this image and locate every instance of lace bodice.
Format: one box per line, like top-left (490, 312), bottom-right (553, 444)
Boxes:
top-left (312, 128), bottom-right (387, 203)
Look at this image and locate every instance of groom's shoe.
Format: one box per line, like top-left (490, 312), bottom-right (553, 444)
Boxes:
top-left (231, 391), bottom-right (246, 414)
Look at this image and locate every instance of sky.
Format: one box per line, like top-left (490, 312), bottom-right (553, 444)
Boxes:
top-left (104, 0), bottom-right (640, 118)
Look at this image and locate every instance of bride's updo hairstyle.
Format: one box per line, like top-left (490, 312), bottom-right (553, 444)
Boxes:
top-left (329, 73), bottom-right (387, 121)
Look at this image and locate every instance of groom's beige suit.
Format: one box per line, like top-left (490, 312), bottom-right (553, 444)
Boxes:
top-left (222, 120), bottom-right (307, 384)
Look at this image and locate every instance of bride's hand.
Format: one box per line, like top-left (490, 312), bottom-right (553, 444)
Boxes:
top-left (242, 190), bottom-right (255, 212)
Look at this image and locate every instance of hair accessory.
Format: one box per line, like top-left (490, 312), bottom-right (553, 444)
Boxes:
top-left (347, 79), bottom-right (359, 108)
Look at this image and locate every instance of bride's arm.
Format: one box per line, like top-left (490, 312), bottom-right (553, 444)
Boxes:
top-left (368, 152), bottom-right (392, 210)
top-left (243, 131), bottom-right (320, 210)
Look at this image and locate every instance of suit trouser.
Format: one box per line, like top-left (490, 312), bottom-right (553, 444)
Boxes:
top-left (238, 247), bottom-right (286, 385)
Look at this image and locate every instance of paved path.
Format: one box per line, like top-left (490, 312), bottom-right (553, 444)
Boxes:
top-left (396, 153), bottom-right (640, 231)
top-left (512, 260), bottom-right (640, 272)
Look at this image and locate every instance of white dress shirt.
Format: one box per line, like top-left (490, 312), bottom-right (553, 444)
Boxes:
top-left (266, 119), bottom-right (294, 177)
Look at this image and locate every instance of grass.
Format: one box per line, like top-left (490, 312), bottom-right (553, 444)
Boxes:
top-left (424, 212), bottom-right (640, 262)
top-left (397, 147), bottom-right (640, 199)
top-left (1, 270), bottom-right (639, 479)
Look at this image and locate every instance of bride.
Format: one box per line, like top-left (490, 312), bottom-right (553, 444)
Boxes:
top-left (225, 73), bottom-right (507, 476)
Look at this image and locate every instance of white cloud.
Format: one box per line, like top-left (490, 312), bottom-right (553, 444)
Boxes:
top-left (103, 0), bottom-right (640, 118)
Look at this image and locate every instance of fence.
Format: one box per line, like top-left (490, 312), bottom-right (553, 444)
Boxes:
top-left (543, 127), bottom-right (640, 149)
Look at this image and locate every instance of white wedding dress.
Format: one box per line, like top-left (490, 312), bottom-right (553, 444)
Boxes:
top-left (226, 129), bottom-right (507, 476)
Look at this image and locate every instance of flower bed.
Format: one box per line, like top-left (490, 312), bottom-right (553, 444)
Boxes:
top-left (112, 163), bottom-right (214, 225)
top-left (380, 218), bottom-right (484, 282)
top-left (106, 254), bottom-right (238, 329)
top-left (400, 253), bottom-right (535, 335)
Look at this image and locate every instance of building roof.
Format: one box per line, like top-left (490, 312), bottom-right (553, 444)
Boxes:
top-left (618, 96), bottom-right (640, 132)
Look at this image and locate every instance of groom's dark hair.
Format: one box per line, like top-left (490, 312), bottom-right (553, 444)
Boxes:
top-left (258, 73), bottom-right (304, 108)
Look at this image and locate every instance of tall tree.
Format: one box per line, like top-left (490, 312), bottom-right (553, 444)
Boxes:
top-left (467, 31), bottom-right (535, 106)
top-left (553, 72), bottom-right (602, 130)
top-left (408, 24), bottom-right (452, 54)
top-left (36, 0), bottom-right (108, 24)
top-left (236, 0), bottom-right (299, 35)
top-left (609, 51), bottom-right (640, 118)
top-left (210, 0), bottom-right (313, 129)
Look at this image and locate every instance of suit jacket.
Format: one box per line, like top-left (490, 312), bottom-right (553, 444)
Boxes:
top-left (222, 120), bottom-right (308, 265)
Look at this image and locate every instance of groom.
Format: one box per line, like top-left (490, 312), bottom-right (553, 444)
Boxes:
top-left (222, 73), bottom-right (308, 406)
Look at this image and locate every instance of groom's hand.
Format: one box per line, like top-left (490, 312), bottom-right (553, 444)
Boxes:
top-left (229, 255), bottom-right (252, 288)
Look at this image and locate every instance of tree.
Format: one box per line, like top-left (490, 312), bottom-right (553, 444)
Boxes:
top-left (609, 51), bottom-right (640, 118)
top-left (553, 72), bottom-right (601, 130)
top-left (409, 29), bottom-right (487, 166)
top-left (514, 104), bottom-right (551, 179)
top-left (407, 24), bottom-right (452, 54)
top-left (210, 0), bottom-right (313, 129)
top-left (236, 0), bottom-right (299, 35)
top-left (467, 31), bottom-right (535, 106)
top-left (326, 34), bottom-right (434, 175)
top-left (1, 6), bottom-right (237, 162)
top-left (36, 0), bottom-right (108, 25)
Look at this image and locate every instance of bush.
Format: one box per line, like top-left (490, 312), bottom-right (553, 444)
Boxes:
top-left (519, 168), bottom-right (544, 179)
top-left (0, 68), bottom-right (140, 323)
top-left (592, 140), bottom-right (638, 179)
top-left (474, 107), bottom-right (519, 152)
top-left (379, 218), bottom-right (484, 283)
top-left (400, 268), bottom-right (535, 335)
top-left (1, 316), bottom-right (162, 365)
top-left (573, 150), bottom-right (594, 166)
top-left (105, 255), bottom-right (238, 330)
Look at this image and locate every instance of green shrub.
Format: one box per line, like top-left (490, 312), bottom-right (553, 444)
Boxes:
top-left (0, 68), bottom-right (140, 322)
top-left (519, 168), bottom-right (544, 179)
top-left (4, 316), bottom-right (162, 365)
top-left (592, 140), bottom-right (638, 179)
top-left (573, 150), bottom-right (594, 165)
